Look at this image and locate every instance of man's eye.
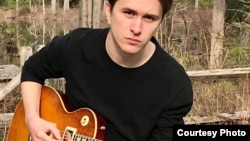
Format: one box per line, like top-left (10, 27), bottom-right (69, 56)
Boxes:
top-left (124, 11), bottom-right (134, 17)
top-left (144, 16), bottom-right (154, 22)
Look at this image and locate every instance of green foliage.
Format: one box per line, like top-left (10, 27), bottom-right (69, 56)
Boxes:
top-left (0, 22), bottom-right (15, 36)
top-left (224, 1), bottom-right (250, 67)
top-left (0, 0), bottom-right (15, 8)
top-left (0, 0), bottom-right (29, 8)
top-left (19, 0), bottom-right (29, 7)
top-left (0, 23), bottom-right (17, 65)
top-left (199, 0), bottom-right (213, 7)
top-left (226, 46), bottom-right (250, 67)
top-left (233, 21), bottom-right (250, 30)
top-left (225, 0), bottom-right (250, 23)
top-left (176, 0), bottom-right (213, 7)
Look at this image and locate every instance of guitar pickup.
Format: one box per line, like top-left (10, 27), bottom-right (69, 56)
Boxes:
top-left (62, 126), bottom-right (77, 141)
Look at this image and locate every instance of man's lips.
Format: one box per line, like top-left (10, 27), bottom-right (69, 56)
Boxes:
top-left (126, 38), bottom-right (140, 45)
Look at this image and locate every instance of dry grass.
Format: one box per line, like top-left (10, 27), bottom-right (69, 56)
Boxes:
top-left (0, 86), bottom-right (21, 141)
top-left (187, 76), bottom-right (250, 124)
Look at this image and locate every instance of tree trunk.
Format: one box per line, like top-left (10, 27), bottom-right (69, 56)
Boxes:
top-left (79, 0), bottom-right (103, 28)
top-left (16, 0), bottom-right (19, 16)
top-left (209, 0), bottom-right (226, 69)
top-left (29, 0), bottom-right (31, 11)
top-left (64, 0), bottom-right (70, 12)
top-left (79, 0), bottom-right (91, 27)
top-left (92, 0), bottom-right (103, 28)
top-left (52, 0), bottom-right (56, 16)
top-left (43, 0), bottom-right (45, 15)
top-left (195, 0), bottom-right (199, 9)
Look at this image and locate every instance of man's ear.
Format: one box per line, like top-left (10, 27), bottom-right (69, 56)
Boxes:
top-left (105, 1), bottom-right (112, 24)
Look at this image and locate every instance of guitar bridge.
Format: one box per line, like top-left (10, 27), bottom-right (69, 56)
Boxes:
top-left (62, 126), bottom-right (77, 141)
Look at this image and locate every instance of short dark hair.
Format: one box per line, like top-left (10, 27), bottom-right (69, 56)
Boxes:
top-left (107, 0), bottom-right (173, 18)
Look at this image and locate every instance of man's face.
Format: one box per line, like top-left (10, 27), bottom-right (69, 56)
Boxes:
top-left (105, 0), bottom-right (163, 54)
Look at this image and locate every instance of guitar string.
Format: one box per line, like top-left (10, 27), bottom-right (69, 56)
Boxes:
top-left (73, 133), bottom-right (103, 141)
top-left (58, 131), bottom-right (103, 141)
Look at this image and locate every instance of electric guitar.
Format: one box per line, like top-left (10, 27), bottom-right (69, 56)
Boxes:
top-left (7, 85), bottom-right (107, 141)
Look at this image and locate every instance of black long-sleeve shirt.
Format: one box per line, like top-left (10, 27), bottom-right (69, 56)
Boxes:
top-left (21, 27), bottom-right (193, 141)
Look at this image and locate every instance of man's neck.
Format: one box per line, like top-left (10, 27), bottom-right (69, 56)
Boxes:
top-left (105, 33), bottom-right (155, 68)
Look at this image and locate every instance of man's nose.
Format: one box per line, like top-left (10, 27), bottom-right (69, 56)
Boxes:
top-left (130, 18), bottom-right (142, 35)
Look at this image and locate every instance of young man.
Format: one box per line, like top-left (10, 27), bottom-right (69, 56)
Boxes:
top-left (20, 0), bottom-right (193, 140)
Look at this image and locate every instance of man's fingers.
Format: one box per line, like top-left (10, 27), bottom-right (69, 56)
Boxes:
top-left (48, 122), bottom-right (62, 140)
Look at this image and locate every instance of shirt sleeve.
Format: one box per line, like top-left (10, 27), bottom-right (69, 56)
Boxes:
top-left (21, 35), bottom-right (67, 84)
top-left (149, 82), bottom-right (193, 141)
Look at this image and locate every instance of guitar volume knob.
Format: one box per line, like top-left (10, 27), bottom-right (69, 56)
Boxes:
top-left (80, 115), bottom-right (89, 126)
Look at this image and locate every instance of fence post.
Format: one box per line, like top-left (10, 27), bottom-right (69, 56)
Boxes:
top-left (20, 46), bottom-right (33, 67)
top-left (0, 46), bottom-right (33, 101)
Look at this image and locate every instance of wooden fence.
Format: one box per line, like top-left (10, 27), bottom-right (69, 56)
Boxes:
top-left (0, 46), bottom-right (250, 126)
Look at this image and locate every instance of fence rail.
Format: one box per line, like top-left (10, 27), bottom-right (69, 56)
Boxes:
top-left (184, 110), bottom-right (250, 125)
top-left (187, 67), bottom-right (250, 80)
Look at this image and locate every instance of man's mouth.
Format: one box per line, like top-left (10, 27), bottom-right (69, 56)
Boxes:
top-left (126, 38), bottom-right (140, 45)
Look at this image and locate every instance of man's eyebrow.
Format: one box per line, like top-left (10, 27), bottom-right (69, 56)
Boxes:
top-left (121, 7), bottom-right (136, 13)
top-left (121, 7), bottom-right (160, 19)
top-left (144, 13), bottom-right (160, 20)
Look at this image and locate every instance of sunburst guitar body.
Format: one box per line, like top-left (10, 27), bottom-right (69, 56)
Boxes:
top-left (7, 85), bottom-right (107, 141)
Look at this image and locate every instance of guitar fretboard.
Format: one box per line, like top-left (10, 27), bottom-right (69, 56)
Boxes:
top-left (73, 134), bottom-right (103, 141)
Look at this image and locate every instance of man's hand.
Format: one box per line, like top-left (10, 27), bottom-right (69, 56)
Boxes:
top-left (26, 116), bottom-right (62, 141)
